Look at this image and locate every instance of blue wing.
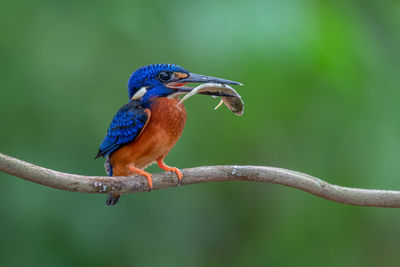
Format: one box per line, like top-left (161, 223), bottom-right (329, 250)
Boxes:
top-left (95, 100), bottom-right (150, 158)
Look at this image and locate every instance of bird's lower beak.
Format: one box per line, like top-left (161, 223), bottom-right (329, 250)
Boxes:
top-left (167, 72), bottom-right (242, 96)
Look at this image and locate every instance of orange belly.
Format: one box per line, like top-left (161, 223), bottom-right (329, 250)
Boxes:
top-left (109, 97), bottom-right (187, 176)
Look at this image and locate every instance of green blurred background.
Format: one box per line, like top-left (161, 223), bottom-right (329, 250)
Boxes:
top-left (1, 0), bottom-right (400, 266)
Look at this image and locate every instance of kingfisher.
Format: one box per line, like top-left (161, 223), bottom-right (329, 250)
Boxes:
top-left (95, 64), bottom-right (241, 206)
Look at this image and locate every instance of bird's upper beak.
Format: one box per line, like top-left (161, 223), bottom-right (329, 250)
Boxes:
top-left (167, 72), bottom-right (242, 96)
top-left (178, 73), bottom-right (242, 86)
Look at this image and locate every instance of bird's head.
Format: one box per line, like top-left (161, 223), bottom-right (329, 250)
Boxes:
top-left (127, 63), bottom-right (241, 103)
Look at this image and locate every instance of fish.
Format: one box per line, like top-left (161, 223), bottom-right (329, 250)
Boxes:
top-left (178, 83), bottom-right (244, 116)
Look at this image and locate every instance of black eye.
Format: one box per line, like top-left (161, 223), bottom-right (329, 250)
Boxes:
top-left (158, 71), bottom-right (172, 82)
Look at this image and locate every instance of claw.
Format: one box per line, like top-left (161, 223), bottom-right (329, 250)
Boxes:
top-left (157, 158), bottom-right (183, 186)
top-left (128, 164), bottom-right (153, 191)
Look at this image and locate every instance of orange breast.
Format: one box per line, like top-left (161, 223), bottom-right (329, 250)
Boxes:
top-left (110, 97), bottom-right (187, 176)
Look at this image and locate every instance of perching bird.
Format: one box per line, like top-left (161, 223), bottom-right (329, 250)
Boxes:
top-left (95, 64), bottom-right (241, 206)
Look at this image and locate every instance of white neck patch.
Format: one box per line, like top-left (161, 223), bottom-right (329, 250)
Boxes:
top-left (131, 87), bottom-right (147, 100)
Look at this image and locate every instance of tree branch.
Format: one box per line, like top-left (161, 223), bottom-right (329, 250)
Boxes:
top-left (1, 152), bottom-right (400, 207)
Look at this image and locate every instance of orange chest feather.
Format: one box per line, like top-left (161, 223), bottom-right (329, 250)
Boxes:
top-left (110, 97), bottom-right (187, 173)
top-left (146, 97), bottom-right (187, 141)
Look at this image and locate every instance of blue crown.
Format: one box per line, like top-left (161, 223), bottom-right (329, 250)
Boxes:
top-left (128, 64), bottom-right (188, 99)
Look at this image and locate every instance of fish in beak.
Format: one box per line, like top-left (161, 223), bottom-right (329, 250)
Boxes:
top-left (165, 72), bottom-right (244, 116)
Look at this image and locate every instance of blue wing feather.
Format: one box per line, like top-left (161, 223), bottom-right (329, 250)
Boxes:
top-left (95, 100), bottom-right (150, 158)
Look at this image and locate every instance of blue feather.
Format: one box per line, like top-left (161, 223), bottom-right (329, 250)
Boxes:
top-left (127, 63), bottom-right (189, 99)
top-left (95, 100), bottom-right (149, 158)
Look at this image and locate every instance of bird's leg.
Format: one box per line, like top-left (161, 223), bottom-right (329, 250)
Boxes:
top-left (128, 164), bottom-right (153, 191)
top-left (157, 158), bottom-right (183, 186)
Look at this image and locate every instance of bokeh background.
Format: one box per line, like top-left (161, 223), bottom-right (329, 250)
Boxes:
top-left (1, 0), bottom-right (400, 266)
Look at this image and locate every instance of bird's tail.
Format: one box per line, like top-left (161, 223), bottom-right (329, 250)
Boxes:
top-left (106, 193), bottom-right (120, 206)
top-left (104, 155), bottom-right (121, 206)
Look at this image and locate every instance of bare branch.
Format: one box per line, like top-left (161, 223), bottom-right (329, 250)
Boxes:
top-left (1, 152), bottom-right (400, 207)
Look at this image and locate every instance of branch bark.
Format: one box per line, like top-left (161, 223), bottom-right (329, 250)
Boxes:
top-left (1, 152), bottom-right (399, 207)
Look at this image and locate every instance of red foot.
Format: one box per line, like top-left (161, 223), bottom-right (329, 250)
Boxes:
top-left (157, 158), bottom-right (183, 185)
top-left (128, 164), bottom-right (153, 190)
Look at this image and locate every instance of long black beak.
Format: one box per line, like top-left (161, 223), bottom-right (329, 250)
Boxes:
top-left (178, 73), bottom-right (243, 86)
top-left (169, 72), bottom-right (242, 97)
